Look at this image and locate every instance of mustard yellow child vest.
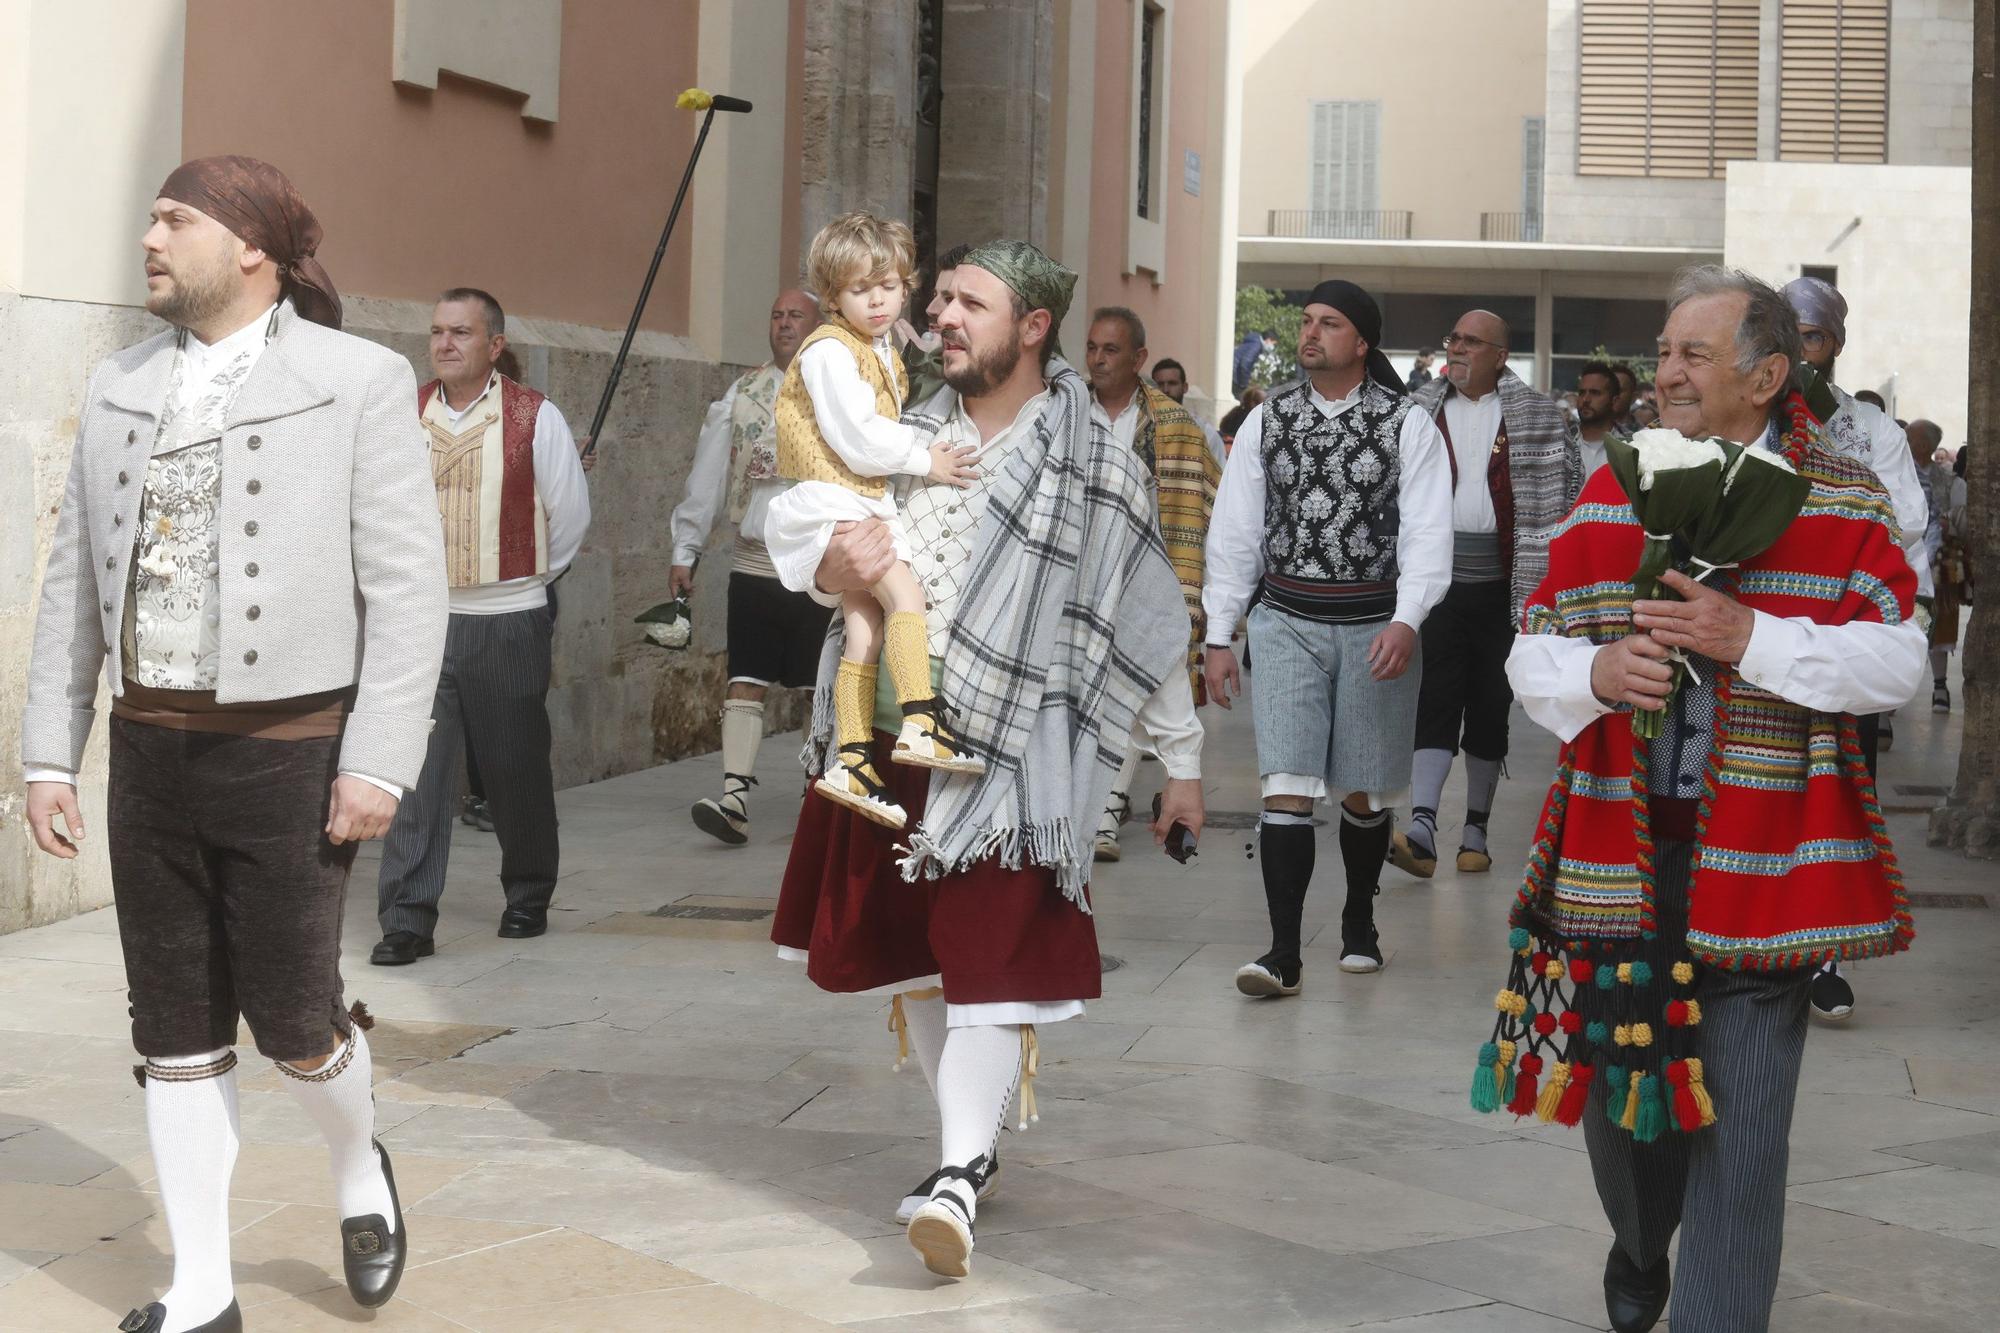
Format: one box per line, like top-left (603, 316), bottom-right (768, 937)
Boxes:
top-left (775, 320), bottom-right (910, 499)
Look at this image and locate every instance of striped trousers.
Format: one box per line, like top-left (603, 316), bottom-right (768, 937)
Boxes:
top-left (376, 607), bottom-right (560, 939)
top-left (1583, 837), bottom-right (1813, 1333)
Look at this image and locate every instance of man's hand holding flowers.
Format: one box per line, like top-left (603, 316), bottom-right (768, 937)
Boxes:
top-left (1599, 429), bottom-right (1808, 735)
top-left (1634, 570), bottom-right (1755, 665)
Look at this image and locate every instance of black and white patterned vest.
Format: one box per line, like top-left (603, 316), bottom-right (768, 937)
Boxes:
top-left (1258, 379), bottom-right (1412, 622)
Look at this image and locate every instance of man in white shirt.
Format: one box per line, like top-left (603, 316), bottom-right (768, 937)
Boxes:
top-left (667, 288), bottom-right (823, 846)
top-left (1503, 265), bottom-right (1924, 1333)
top-left (771, 242), bottom-right (1205, 1280)
top-left (1084, 311), bottom-right (1222, 863)
top-left (1574, 358), bottom-right (1620, 481)
top-left (23, 155), bottom-right (446, 1332)
top-left (1203, 279), bottom-right (1453, 989)
top-left (1392, 311), bottom-right (1581, 880)
top-left (373, 289), bottom-right (590, 964)
top-left (1781, 276), bottom-right (1935, 1026)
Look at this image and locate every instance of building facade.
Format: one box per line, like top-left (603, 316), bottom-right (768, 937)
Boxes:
top-left (0, 0), bottom-right (1235, 932)
top-left (1235, 0), bottom-right (1972, 410)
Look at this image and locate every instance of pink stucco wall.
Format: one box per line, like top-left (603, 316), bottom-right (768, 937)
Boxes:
top-left (181, 0), bottom-right (700, 333)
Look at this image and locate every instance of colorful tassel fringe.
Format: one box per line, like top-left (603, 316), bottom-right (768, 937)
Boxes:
top-left (1556, 1062), bottom-right (1594, 1125)
top-left (1471, 1041), bottom-right (1502, 1113)
top-left (1534, 1060), bottom-right (1571, 1122)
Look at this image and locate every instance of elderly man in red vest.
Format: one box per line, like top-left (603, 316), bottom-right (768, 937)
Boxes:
top-left (372, 288), bottom-right (591, 965)
top-left (1503, 266), bottom-right (1922, 1332)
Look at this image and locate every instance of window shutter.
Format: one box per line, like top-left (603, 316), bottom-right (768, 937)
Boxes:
top-left (1523, 116), bottom-right (1546, 232)
top-left (1578, 0), bottom-right (1760, 178)
top-left (1308, 99), bottom-right (1380, 223)
top-left (1779, 0), bottom-right (1889, 163)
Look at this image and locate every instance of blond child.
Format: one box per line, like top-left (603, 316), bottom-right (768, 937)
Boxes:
top-left (765, 213), bottom-right (983, 828)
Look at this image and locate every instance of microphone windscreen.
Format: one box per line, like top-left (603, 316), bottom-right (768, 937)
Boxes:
top-left (709, 94), bottom-right (753, 114)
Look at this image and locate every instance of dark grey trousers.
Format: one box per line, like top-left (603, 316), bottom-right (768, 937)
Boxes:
top-left (1583, 837), bottom-right (1813, 1333)
top-left (376, 607), bottom-right (559, 938)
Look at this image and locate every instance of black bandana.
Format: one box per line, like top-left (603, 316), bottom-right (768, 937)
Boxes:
top-left (1306, 279), bottom-right (1405, 394)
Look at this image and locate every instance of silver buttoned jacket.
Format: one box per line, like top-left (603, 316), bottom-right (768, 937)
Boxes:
top-left (23, 303), bottom-right (448, 790)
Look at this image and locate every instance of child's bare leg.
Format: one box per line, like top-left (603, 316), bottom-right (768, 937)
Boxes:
top-left (843, 592), bottom-right (885, 665)
top-left (871, 562), bottom-right (927, 617)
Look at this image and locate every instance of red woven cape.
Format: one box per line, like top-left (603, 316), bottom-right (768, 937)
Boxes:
top-left (1468, 403), bottom-right (1917, 1142)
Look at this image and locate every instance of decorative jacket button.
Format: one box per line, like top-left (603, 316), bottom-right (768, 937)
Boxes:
top-left (247, 434), bottom-right (262, 450)
top-left (117, 471), bottom-right (129, 485)
top-left (126, 429), bottom-right (137, 444)
top-left (246, 479), bottom-right (261, 495)
top-left (245, 562), bottom-right (259, 577)
top-left (113, 513), bottom-right (122, 527)
top-left (105, 556), bottom-right (115, 570)
top-left (243, 649), bottom-right (258, 665)
top-left (244, 521), bottom-right (258, 536)
top-left (101, 600), bottom-right (112, 614)
top-left (246, 605), bottom-right (260, 621)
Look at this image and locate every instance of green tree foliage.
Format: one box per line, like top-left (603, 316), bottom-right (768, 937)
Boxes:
top-left (1235, 286), bottom-right (1303, 388)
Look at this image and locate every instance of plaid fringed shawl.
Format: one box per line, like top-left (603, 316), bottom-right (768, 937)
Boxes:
top-left (802, 360), bottom-right (1190, 904)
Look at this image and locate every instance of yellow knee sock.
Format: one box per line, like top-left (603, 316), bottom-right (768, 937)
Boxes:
top-left (834, 659), bottom-right (877, 755)
top-left (882, 612), bottom-right (933, 707)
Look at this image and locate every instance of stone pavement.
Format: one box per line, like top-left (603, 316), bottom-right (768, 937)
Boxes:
top-left (1, 658), bottom-right (1995, 1332)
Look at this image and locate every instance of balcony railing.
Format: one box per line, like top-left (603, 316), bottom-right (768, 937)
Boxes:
top-left (1266, 209), bottom-right (1413, 240)
top-left (1480, 212), bottom-right (1544, 242)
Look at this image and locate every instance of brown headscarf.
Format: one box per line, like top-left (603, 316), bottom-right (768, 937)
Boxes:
top-left (158, 155), bottom-right (342, 329)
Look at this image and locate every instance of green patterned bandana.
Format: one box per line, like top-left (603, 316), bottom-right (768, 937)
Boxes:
top-left (960, 240), bottom-right (1077, 359)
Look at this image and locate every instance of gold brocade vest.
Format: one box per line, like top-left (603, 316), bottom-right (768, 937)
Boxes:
top-left (774, 320), bottom-right (907, 498)
top-left (419, 375), bottom-right (549, 588)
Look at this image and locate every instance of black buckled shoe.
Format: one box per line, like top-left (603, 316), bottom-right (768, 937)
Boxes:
top-left (1603, 1243), bottom-right (1670, 1332)
top-left (118, 1299), bottom-right (242, 1332)
top-left (369, 931), bottom-right (434, 966)
top-left (340, 1140), bottom-right (408, 1308)
top-left (498, 906), bottom-right (548, 939)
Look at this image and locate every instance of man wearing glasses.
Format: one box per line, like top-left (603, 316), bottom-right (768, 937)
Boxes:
top-left (1390, 311), bottom-right (1580, 880)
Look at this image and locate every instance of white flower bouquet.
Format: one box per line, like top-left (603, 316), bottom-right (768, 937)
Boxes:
top-left (634, 594), bottom-right (694, 650)
top-left (1603, 429), bottom-right (1809, 738)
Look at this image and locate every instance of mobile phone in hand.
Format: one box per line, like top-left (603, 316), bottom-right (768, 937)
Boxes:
top-left (1150, 792), bottom-right (1198, 864)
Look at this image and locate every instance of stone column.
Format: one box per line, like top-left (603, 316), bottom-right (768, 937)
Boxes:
top-left (798, 0), bottom-right (921, 272)
top-left (938, 0), bottom-right (1055, 250)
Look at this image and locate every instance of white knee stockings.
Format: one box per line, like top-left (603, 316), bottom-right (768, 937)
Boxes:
top-left (934, 1023), bottom-right (1023, 1214)
top-left (144, 1048), bottom-right (240, 1332)
top-left (277, 1025), bottom-right (394, 1232)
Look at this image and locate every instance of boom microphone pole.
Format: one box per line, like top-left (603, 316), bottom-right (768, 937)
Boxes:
top-left (581, 89), bottom-right (753, 463)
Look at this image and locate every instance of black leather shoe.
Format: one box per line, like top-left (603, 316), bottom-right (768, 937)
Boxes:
top-left (1603, 1243), bottom-right (1670, 1332)
top-left (370, 932), bottom-right (434, 966)
top-left (118, 1298), bottom-right (242, 1332)
top-left (497, 906), bottom-right (548, 938)
top-left (341, 1140), bottom-right (407, 1308)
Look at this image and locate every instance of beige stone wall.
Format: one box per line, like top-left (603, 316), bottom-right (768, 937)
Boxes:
top-left (1236, 0), bottom-right (1548, 242)
top-left (1888, 0), bottom-right (1974, 167)
top-left (939, 0), bottom-right (1054, 252)
top-left (0, 0), bottom-right (187, 305)
top-left (1724, 160), bottom-right (1971, 447)
top-left (0, 292), bottom-right (795, 935)
top-left (797, 0), bottom-right (920, 275)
